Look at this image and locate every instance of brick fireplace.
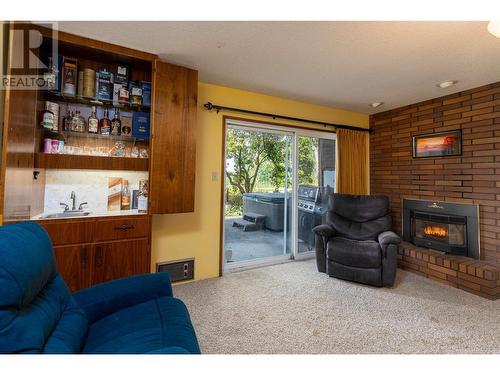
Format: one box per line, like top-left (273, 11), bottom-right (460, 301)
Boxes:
top-left (370, 82), bottom-right (500, 299)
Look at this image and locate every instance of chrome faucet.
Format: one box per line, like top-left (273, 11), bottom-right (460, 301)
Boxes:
top-left (59, 191), bottom-right (87, 212)
top-left (70, 191), bottom-right (76, 211)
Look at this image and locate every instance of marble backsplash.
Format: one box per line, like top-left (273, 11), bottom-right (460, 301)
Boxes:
top-left (43, 169), bottom-right (149, 214)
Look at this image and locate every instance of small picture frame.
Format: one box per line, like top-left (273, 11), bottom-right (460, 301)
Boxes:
top-left (412, 129), bottom-right (462, 158)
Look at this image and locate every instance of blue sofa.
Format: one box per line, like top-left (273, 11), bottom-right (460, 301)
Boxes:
top-left (0, 222), bottom-right (200, 354)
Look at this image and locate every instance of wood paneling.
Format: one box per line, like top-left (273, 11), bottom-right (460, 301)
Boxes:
top-left (94, 215), bottom-right (151, 242)
top-left (1, 24), bottom-right (38, 222)
top-left (53, 244), bottom-right (92, 292)
top-left (38, 26), bottom-right (157, 64)
top-left (92, 238), bottom-right (150, 285)
top-left (370, 81), bottom-right (500, 265)
top-left (34, 153), bottom-right (149, 171)
top-left (150, 60), bottom-right (198, 214)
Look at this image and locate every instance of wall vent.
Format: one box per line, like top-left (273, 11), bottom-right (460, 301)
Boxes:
top-left (156, 258), bottom-right (195, 282)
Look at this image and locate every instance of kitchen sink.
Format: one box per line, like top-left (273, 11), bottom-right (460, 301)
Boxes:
top-left (40, 211), bottom-right (91, 219)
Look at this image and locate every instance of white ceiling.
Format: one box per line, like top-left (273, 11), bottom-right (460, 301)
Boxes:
top-left (56, 21), bottom-right (500, 114)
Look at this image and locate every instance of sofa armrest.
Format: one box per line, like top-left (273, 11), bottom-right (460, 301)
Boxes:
top-left (312, 224), bottom-right (336, 239)
top-left (73, 272), bottom-right (173, 324)
top-left (378, 231), bottom-right (401, 255)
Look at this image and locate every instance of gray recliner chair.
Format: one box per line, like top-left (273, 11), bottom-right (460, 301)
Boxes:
top-left (313, 193), bottom-right (400, 287)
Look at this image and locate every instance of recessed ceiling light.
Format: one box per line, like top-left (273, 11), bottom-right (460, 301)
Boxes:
top-left (437, 80), bottom-right (458, 89)
top-left (370, 102), bottom-right (384, 108)
top-left (487, 21), bottom-right (500, 38)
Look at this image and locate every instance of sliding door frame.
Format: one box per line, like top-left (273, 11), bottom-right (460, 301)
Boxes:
top-left (293, 129), bottom-right (337, 260)
top-left (219, 116), bottom-right (336, 276)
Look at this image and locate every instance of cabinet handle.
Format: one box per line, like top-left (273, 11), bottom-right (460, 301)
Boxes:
top-left (95, 246), bottom-right (103, 267)
top-left (81, 246), bottom-right (88, 268)
top-left (114, 224), bottom-right (135, 230)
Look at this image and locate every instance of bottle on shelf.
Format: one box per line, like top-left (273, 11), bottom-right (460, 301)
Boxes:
top-left (99, 108), bottom-right (111, 135)
top-left (64, 110), bottom-right (74, 131)
top-left (62, 105), bottom-right (71, 131)
top-left (121, 179), bottom-right (131, 210)
top-left (72, 110), bottom-right (86, 133)
top-left (43, 56), bottom-right (58, 92)
top-left (88, 106), bottom-right (99, 134)
top-left (111, 108), bottom-right (122, 136)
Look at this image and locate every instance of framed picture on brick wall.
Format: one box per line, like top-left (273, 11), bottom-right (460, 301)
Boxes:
top-left (412, 129), bottom-right (462, 158)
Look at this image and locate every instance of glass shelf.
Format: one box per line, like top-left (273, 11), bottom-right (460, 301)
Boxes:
top-left (42, 91), bottom-right (151, 113)
top-left (45, 129), bottom-right (146, 143)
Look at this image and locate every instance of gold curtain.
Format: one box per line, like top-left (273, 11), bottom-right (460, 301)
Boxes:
top-left (335, 128), bottom-right (369, 195)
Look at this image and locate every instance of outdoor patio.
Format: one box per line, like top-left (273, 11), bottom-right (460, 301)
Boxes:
top-left (224, 217), bottom-right (287, 262)
top-left (224, 217), bottom-right (313, 262)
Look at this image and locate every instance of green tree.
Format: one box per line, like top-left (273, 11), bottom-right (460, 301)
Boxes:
top-left (298, 136), bottom-right (319, 185)
top-left (226, 129), bottom-right (287, 194)
top-left (225, 129), bottom-right (318, 194)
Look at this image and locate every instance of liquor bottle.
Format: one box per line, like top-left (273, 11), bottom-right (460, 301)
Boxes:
top-left (111, 108), bottom-right (122, 136)
top-left (64, 110), bottom-right (74, 131)
top-left (121, 179), bottom-right (131, 210)
top-left (43, 56), bottom-right (58, 91)
top-left (70, 111), bottom-right (77, 131)
top-left (99, 108), bottom-right (111, 135)
top-left (72, 110), bottom-right (86, 133)
top-left (87, 106), bottom-right (99, 134)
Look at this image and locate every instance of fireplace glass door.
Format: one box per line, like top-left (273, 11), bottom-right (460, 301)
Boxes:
top-left (412, 213), bottom-right (466, 249)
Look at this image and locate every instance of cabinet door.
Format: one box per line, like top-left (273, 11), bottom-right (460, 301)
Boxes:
top-left (92, 238), bottom-right (150, 285)
top-left (1, 23), bottom-right (39, 221)
top-left (53, 244), bottom-right (92, 292)
top-left (150, 60), bottom-right (197, 214)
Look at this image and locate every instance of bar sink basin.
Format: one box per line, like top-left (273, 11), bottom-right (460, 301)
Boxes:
top-left (40, 211), bottom-right (91, 219)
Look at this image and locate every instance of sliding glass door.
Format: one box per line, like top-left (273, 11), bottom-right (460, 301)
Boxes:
top-left (223, 124), bottom-right (293, 268)
top-left (223, 120), bottom-right (335, 271)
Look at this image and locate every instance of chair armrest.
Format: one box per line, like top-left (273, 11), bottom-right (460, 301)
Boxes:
top-left (312, 224), bottom-right (336, 239)
top-left (378, 231), bottom-right (401, 252)
top-left (73, 272), bottom-right (173, 324)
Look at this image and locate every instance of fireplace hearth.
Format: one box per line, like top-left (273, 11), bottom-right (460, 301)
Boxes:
top-left (402, 199), bottom-right (479, 259)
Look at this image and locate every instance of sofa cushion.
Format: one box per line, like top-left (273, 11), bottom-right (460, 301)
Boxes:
top-left (0, 223), bottom-right (88, 354)
top-left (82, 296), bottom-right (200, 354)
top-left (327, 237), bottom-right (381, 268)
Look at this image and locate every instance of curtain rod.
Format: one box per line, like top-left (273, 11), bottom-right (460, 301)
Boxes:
top-left (203, 102), bottom-right (371, 133)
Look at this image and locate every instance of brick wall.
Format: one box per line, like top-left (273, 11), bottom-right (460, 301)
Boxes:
top-left (370, 82), bottom-right (500, 265)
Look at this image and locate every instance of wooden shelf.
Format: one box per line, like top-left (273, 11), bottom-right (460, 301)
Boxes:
top-left (35, 153), bottom-right (149, 171)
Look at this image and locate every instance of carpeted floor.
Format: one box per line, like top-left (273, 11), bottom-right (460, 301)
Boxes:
top-left (173, 259), bottom-right (499, 354)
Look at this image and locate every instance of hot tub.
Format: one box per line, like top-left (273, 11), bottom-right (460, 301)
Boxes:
top-left (242, 192), bottom-right (290, 231)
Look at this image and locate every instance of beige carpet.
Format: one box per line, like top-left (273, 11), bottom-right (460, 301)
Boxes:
top-left (173, 259), bottom-right (500, 354)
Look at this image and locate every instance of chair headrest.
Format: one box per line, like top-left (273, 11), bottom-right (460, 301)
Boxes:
top-left (0, 222), bottom-right (56, 308)
top-left (330, 194), bottom-right (389, 222)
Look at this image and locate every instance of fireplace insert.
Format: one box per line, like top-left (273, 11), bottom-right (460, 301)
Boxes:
top-left (412, 211), bottom-right (467, 255)
top-left (402, 199), bottom-right (479, 259)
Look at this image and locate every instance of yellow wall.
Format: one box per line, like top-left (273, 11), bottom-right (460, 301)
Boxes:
top-left (151, 82), bottom-right (369, 281)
